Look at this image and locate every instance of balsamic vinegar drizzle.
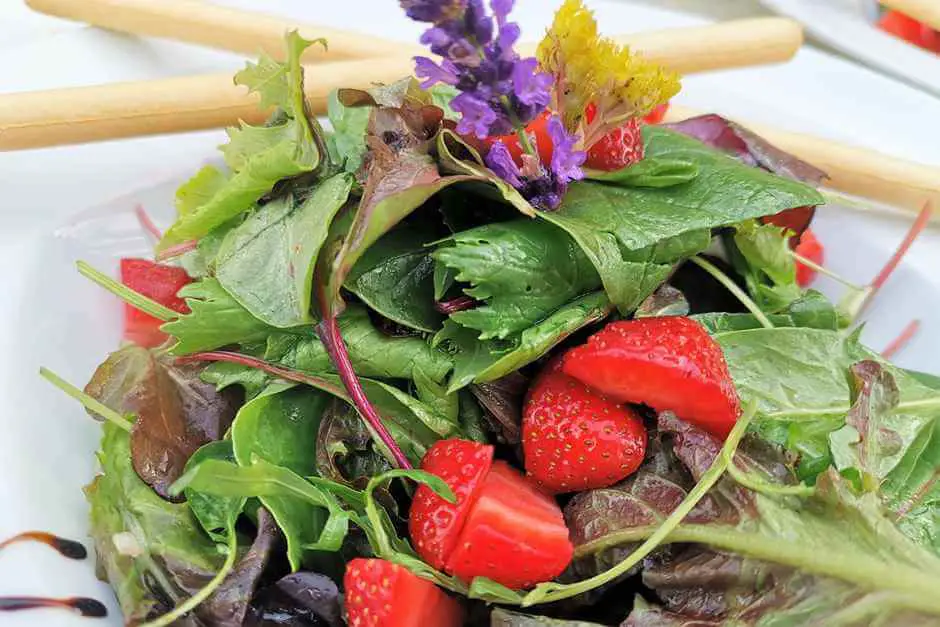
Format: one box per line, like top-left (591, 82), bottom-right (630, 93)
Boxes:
top-left (0, 531), bottom-right (107, 619)
top-left (0, 531), bottom-right (88, 560)
top-left (0, 597), bottom-right (107, 617)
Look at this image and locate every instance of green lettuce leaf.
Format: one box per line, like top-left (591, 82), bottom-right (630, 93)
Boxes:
top-left (733, 219), bottom-right (802, 312)
top-left (215, 173), bottom-right (353, 328)
top-left (434, 219), bottom-right (602, 340)
top-left (160, 32), bottom-right (324, 248)
top-left (86, 423), bottom-right (223, 624)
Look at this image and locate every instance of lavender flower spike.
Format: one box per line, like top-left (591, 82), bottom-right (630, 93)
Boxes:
top-left (548, 115), bottom-right (586, 181)
top-left (414, 56), bottom-right (459, 88)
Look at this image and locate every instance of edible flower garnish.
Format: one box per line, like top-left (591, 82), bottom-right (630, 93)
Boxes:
top-left (401, 0), bottom-right (584, 210)
top-left (537, 0), bottom-right (681, 150)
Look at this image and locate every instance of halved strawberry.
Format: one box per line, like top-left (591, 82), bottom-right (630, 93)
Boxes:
top-left (444, 461), bottom-right (574, 589)
top-left (344, 558), bottom-right (462, 627)
top-left (120, 258), bottom-right (191, 348)
top-left (584, 117), bottom-right (644, 171)
top-left (408, 439), bottom-right (493, 570)
top-left (879, 10), bottom-right (940, 54)
top-left (409, 440), bottom-right (573, 589)
top-left (794, 228), bottom-right (824, 287)
top-left (644, 102), bottom-right (671, 125)
top-left (563, 318), bottom-right (741, 438)
top-left (523, 360), bottom-right (646, 493)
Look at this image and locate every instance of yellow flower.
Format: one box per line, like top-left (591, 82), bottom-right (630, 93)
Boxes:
top-left (537, 0), bottom-right (681, 144)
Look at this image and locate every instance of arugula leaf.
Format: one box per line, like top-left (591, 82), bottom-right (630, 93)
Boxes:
top-left (215, 174), bottom-right (353, 328)
top-left (438, 291), bottom-right (612, 392)
top-left (86, 423), bottom-right (223, 624)
top-left (159, 33), bottom-right (324, 248)
top-left (264, 305), bottom-right (452, 382)
top-left (345, 223), bottom-right (443, 332)
top-left (434, 219), bottom-right (601, 340)
top-left (163, 278), bottom-right (273, 355)
top-left (230, 384), bottom-right (329, 571)
top-left (184, 441), bottom-right (245, 543)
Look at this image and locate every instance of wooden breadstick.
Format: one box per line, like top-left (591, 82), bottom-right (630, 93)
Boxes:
top-left (664, 104), bottom-right (940, 217)
top-left (0, 19), bottom-right (804, 150)
top-left (880, 0), bottom-right (940, 31)
top-left (25, 0), bottom-right (419, 62)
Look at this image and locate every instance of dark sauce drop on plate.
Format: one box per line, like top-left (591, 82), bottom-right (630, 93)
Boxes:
top-left (0, 530), bottom-right (88, 560)
top-left (0, 531), bottom-right (107, 619)
top-left (0, 596), bottom-right (107, 618)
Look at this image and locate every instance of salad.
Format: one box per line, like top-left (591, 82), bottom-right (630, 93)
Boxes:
top-left (37, 0), bottom-right (940, 625)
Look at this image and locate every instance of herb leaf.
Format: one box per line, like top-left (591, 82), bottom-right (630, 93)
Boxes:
top-left (434, 219), bottom-right (601, 340)
top-left (163, 278), bottom-right (273, 355)
top-left (438, 291), bottom-right (612, 392)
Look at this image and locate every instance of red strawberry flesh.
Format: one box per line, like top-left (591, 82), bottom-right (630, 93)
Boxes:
top-left (444, 461), bottom-right (573, 589)
top-left (120, 258), bottom-right (191, 348)
top-left (563, 317), bottom-right (741, 438)
top-left (344, 558), bottom-right (462, 627)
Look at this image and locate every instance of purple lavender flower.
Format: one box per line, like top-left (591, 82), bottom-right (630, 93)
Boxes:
top-left (548, 115), bottom-right (586, 181)
top-left (402, 0), bottom-right (577, 210)
top-left (484, 140), bottom-right (523, 187)
top-left (414, 57), bottom-right (459, 88)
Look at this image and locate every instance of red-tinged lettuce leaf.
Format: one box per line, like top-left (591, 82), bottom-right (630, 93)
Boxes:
top-left (469, 371), bottom-right (528, 445)
top-left (666, 114), bottom-right (827, 238)
top-left (85, 345), bottom-right (239, 500)
top-left (249, 571), bottom-right (343, 626)
top-left (635, 285), bottom-right (690, 319)
top-left (315, 397), bottom-right (392, 486)
top-left (666, 114), bottom-right (827, 185)
top-left (572, 414), bottom-right (940, 623)
top-left (829, 361), bottom-right (940, 554)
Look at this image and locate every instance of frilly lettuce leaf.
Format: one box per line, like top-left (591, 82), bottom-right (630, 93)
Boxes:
top-left (159, 32), bottom-right (325, 248)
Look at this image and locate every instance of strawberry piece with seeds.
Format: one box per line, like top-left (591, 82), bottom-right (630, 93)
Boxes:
top-left (344, 558), bottom-right (462, 627)
top-left (584, 117), bottom-right (644, 171)
top-left (409, 439), bottom-right (573, 589)
top-left (444, 461), bottom-right (574, 589)
top-left (563, 317), bottom-right (741, 438)
top-left (523, 360), bottom-right (646, 493)
top-left (120, 258), bottom-right (191, 348)
top-left (408, 439), bottom-right (493, 570)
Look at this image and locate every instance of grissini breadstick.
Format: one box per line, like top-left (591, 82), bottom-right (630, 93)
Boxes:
top-left (25, 0), bottom-right (421, 62)
top-left (665, 104), bottom-right (940, 218)
top-left (0, 19), bottom-right (804, 150)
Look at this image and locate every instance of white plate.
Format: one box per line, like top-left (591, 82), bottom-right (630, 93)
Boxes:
top-left (759, 0), bottom-right (940, 97)
top-left (1, 2), bottom-right (940, 626)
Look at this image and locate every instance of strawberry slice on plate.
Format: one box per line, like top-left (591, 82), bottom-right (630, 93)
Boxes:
top-left (794, 228), bottom-right (824, 287)
top-left (120, 258), bottom-right (191, 348)
top-left (523, 360), bottom-right (647, 493)
top-left (409, 439), bottom-right (573, 589)
top-left (563, 317), bottom-right (741, 438)
top-left (344, 558), bottom-right (462, 627)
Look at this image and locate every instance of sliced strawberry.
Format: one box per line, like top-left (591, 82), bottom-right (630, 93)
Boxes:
top-left (483, 111), bottom-right (553, 166)
top-left (344, 558), bottom-right (463, 627)
top-left (794, 228), bottom-right (824, 287)
top-left (444, 461), bottom-right (573, 589)
top-left (563, 318), bottom-right (741, 439)
top-left (523, 360), bottom-right (646, 493)
top-left (408, 439), bottom-right (493, 570)
top-left (120, 259), bottom-right (192, 348)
